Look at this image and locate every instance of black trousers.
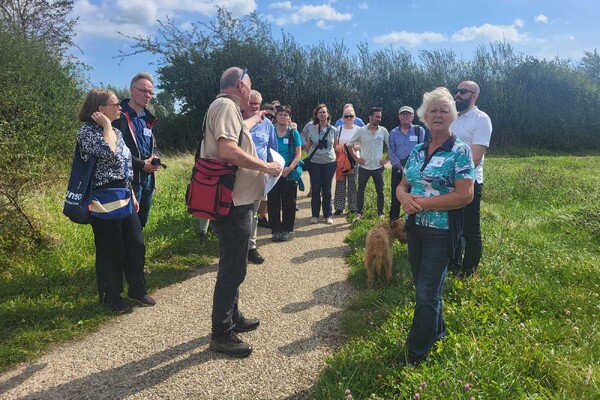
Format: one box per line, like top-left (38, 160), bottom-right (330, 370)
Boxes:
top-left (460, 182), bottom-right (483, 274)
top-left (91, 212), bottom-right (147, 303)
top-left (357, 166), bottom-right (385, 215)
top-left (209, 204), bottom-right (253, 337)
top-left (267, 178), bottom-right (298, 233)
top-left (389, 167), bottom-right (404, 221)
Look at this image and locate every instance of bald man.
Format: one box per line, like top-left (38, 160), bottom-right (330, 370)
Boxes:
top-left (450, 80), bottom-right (492, 277)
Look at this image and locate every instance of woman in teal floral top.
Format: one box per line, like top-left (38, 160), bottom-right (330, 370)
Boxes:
top-left (396, 87), bottom-right (475, 365)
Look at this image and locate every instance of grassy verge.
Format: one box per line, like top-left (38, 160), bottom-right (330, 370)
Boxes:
top-left (0, 153), bottom-right (214, 373)
top-left (311, 156), bottom-right (600, 399)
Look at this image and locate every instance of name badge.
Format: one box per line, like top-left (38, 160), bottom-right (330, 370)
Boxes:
top-left (283, 138), bottom-right (289, 144)
top-left (409, 136), bottom-right (418, 142)
top-left (143, 128), bottom-right (152, 137)
top-left (429, 156), bottom-right (445, 167)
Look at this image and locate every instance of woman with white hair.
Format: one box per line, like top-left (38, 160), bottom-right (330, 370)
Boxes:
top-left (396, 87), bottom-right (474, 365)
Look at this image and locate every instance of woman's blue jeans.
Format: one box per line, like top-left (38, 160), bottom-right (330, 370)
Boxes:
top-left (406, 224), bottom-right (449, 363)
top-left (307, 161), bottom-right (337, 218)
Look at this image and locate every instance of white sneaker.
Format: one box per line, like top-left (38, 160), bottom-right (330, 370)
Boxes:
top-left (310, 217), bottom-right (319, 224)
top-left (325, 217), bottom-right (333, 225)
top-left (352, 213), bottom-right (362, 223)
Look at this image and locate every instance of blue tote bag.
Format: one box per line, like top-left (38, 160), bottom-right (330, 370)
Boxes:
top-left (63, 143), bottom-right (95, 224)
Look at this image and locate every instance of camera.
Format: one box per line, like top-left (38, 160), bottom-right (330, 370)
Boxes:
top-left (318, 138), bottom-right (328, 149)
top-left (151, 158), bottom-right (167, 169)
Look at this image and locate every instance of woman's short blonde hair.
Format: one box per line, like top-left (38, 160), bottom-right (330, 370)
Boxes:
top-left (416, 87), bottom-right (458, 129)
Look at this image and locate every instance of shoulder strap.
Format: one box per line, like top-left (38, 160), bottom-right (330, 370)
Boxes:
top-left (194, 112), bottom-right (243, 160)
top-left (414, 125), bottom-right (422, 144)
top-left (306, 125), bottom-right (331, 161)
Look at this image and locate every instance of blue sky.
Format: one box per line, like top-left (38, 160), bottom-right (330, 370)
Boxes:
top-left (69, 0), bottom-right (598, 90)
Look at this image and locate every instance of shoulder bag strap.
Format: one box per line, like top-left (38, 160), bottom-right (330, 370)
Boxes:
top-left (194, 113), bottom-right (244, 160)
top-left (305, 125), bottom-right (330, 162)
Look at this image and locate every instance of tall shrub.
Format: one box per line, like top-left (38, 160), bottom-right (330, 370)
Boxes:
top-left (0, 30), bottom-right (81, 251)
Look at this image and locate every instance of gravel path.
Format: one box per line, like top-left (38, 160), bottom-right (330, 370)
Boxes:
top-left (0, 175), bottom-right (356, 400)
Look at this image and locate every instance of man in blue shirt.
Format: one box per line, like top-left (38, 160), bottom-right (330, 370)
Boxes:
top-left (388, 106), bottom-right (425, 221)
top-left (243, 90), bottom-right (278, 264)
top-left (114, 72), bottom-right (160, 228)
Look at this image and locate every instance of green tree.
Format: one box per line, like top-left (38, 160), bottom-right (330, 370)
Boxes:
top-left (0, 0), bottom-right (78, 54)
top-left (580, 49), bottom-right (600, 87)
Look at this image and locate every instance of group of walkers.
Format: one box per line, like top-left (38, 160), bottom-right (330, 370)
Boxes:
top-left (72, 66), bottom-right (492, 366)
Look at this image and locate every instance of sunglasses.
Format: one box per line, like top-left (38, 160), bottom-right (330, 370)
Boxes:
top-left (455, 88), bottom-right (475, 95)
top-left (240, 67), bottom-right (247, 81)
top-left (343, 115), bottom-right (354, 119)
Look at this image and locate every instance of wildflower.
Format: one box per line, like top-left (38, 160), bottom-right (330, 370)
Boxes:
top-left (421, 382), bottom-right (427, 388)
top-left (464, 383), bottom-right (471, 390)
top-left (414, 393), bottom-right (420, 399)
top-left (345, 389), bottom-right (351, 396)
top-left (440, 380), bottom-right (446, 386)
top-left (418, 386), bottom-right (423, 391)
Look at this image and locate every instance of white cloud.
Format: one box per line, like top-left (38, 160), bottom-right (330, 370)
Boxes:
top-left (358, 2), bottom-right (368, 10)
top-left (316, 20), bottom-right (330, 29)
top-left (73, 0), bottom-right (257, 39)
top-left (373, 31), bottom-right (447, 47)
top-left (269, 3), bottom-right (351, 26)
top-left (113, 0), bottom-right (158, 25)
top-left (269, 1), bottom-right (294, 9)
top-left (451, 21), bottom-right (528, 43)
top-left (535, 14), bottom-right (548, 23)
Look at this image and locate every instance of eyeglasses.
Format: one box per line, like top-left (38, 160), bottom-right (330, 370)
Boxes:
top-left (133, 87), bottom-right (154, 96)
top-left (103, 102), bottom-right (121, 107)
top-left (344, 115), bottom-right (354, 119)
top-left (266, 114), bottom-right (276, 120)
top-left (455, 88), bottom-right (475, 95)
top-left (240, 67), bottom-right (247, 81)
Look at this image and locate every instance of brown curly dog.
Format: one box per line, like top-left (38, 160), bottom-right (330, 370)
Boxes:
top-left (364, 219), bottom-right (407, 287)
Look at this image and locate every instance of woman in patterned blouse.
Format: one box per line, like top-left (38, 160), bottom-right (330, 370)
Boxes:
top-left (77, 89), bottom-right (156, 313)
top-left (396, 87), bottom-right (475, 365)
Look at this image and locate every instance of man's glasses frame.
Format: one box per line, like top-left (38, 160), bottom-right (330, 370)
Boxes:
top-left (343, 115), bottom-right (355, 119)
top-left (133, 87), bottom-right (155, 96)
top-left (455, 88), bottom-right (475, 95)
top-left (240, 67), bottom-right (247, 81)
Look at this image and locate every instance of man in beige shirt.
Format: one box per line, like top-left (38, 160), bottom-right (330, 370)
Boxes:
top-left (204, 67), bottom-right (281, 358)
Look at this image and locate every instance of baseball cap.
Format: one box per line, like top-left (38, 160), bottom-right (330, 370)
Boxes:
top-left (399, 106), bottom-right (414, 114)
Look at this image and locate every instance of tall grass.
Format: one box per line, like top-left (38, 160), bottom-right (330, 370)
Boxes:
top-left (0, 153), bottom-right (213, 372)
top-left (311, 156), bottom-right (600, 399)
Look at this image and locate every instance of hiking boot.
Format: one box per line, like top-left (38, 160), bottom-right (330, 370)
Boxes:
top-left (209, 332), bottom-right (253, 357)
top-left (279, 231), bottom-right (292, 241)
top-left (106, 298), bottom-right (132, 314)
top-left (325, 217), bottom-right (333, 225)
top-left (248, 248), bottom-right (265, 264)
top-left (128, 294), bottom-right (157, 307)
top-left (310, 217), bottom-right (319, 224)
top-left (257, 217), bottom-right (270, 228)
top-left (233, 316), bottom-right (260, 333)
